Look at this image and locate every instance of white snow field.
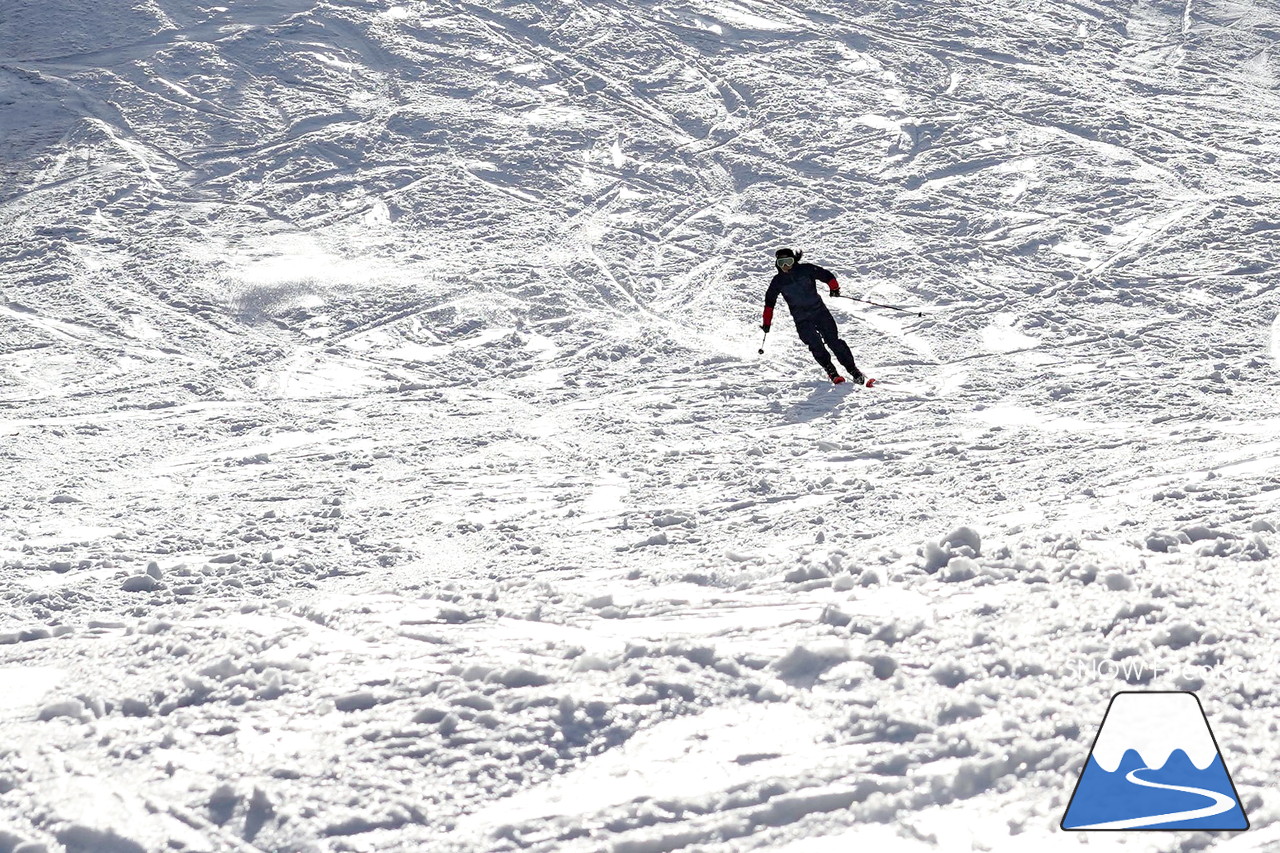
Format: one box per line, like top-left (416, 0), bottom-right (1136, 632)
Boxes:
top-left (2, 0), bottom-right (1280, 850)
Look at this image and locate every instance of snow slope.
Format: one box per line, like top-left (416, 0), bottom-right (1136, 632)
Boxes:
top-left (2, 0), bottom-right (1280, 850)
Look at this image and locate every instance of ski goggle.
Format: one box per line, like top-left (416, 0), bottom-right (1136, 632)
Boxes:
top-left (776, 257), bottom-right (795, 269)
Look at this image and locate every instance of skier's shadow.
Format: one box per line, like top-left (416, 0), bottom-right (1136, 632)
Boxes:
top-left (784, 383), bottom-right (852, 423)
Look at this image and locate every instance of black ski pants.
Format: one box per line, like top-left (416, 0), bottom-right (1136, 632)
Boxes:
top-left (794, 308), bottom-right (858, 376)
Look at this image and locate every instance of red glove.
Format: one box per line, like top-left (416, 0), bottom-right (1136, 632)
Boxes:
top-left (761, 306), bottom-right (774, 332)
top-left (828, 279), bottom-right (840, 297)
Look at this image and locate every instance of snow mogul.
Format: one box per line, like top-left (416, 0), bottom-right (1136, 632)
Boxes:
top-left (760, 248), bottom-right (870, 386)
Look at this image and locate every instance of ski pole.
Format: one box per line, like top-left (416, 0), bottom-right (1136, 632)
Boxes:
top-left (832, 293), bottom-right (923, 317)
top-left (758, 329), bottom-right (768, 355)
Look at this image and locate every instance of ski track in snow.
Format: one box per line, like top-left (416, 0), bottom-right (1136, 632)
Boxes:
top-left (1, 0), bottom-right (1280, 850)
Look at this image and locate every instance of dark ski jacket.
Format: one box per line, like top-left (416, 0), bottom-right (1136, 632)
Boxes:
top-left (763, 262), bottom-right (839, 326)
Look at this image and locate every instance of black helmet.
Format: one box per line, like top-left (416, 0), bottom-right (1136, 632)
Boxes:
top-left (775, 247), bottom-right (802, 269)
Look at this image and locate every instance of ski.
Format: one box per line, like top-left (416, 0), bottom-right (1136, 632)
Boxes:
top-left (827, 374), bottom-right (877, 387)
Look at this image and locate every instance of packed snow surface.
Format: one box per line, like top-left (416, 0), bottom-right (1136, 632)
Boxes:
top-left (2, 0), bottom-right (1280, 850)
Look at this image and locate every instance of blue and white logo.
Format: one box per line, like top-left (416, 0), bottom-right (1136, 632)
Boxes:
top-left (1062, 692), bottom-right (1249, 831)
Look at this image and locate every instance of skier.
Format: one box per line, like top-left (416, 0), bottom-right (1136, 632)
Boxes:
top-left (761, 248), bottom-right (870, 385)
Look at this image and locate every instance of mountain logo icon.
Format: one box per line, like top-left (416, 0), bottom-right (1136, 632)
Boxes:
top-left (1062, 691), bottom-right (1249, 831)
